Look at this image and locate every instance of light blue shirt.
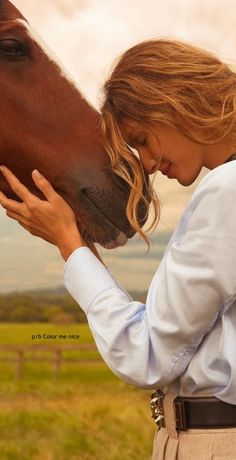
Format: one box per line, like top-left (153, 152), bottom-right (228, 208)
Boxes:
top-left (63, 160), bottom-right (236, 404)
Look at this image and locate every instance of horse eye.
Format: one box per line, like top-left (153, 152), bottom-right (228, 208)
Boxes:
top-left (0, 39), bottom-right (28, 58)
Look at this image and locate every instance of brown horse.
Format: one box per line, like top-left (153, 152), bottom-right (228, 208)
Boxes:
top-left (0, 0), bottom-right (149, 249)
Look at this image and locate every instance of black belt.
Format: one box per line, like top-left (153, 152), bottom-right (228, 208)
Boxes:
top-left (150, 390), bottom-right (236, 431)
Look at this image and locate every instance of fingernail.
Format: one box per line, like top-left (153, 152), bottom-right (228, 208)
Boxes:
top-left (0, 166), bottom-right (5, 171)
top-left (33, 170), bottom-right (42, 178)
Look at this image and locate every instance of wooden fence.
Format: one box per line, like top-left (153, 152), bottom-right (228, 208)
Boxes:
top-left (0, 344), bottom-right (100, 379)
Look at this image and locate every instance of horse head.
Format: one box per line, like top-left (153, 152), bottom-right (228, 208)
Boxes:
top-left (0, 0), bottom-right (150, 249)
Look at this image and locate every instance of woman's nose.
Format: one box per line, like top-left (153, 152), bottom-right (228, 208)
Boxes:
top-left (140, 153), bottom-right (158, 175)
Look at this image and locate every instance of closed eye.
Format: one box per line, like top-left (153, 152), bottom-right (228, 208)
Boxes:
top-left (132, 136), bottom-right (147, 147)
top-left (137, 137), bottom-right (146, 146)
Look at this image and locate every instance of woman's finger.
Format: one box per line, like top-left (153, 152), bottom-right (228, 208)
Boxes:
top-left (0, 166), bottom-right (37, 203)
top-left (0, 191), bottom-right (28, 214)
top-left (5, 209), bottom-right (32, 226)
top-left (32, 170), bottom-right (59, 202)
top-left (19, 221), bottom-right (55, 244)
top-left (5, 209), bottom-right (55, 244)
top-left (18, 222), bottom-right (31, 232)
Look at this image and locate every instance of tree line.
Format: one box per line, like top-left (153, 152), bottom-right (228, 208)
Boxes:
top-left (0, 288), bottom-right (146, 323)
top-left (0, 288), bottom-right (86, 323)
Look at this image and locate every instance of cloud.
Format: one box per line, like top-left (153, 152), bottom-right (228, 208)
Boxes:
top-left (12, 0), bottom-right (236, 106)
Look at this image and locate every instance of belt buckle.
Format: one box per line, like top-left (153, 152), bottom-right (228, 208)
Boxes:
top-left (150, 389), bottom-right (165, 428)
top-left (174, 399), bottom-right (187, 431)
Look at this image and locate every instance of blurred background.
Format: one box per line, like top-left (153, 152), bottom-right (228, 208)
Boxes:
top-left (1, 0), bottom-right (235, 294)
top-left (0, 2), bottom-right (235, 459)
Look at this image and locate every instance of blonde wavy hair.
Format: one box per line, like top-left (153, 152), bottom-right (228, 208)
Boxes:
top-left (100, 39), bottom-right (236, 244)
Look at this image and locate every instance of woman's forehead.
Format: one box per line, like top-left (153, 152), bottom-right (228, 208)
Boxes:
top-left (118, 119), bottom-right (140, 141)
top-left (119, 118), bottom-right (150, 141)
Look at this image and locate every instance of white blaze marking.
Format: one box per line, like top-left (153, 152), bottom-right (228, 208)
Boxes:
top-left (17, 19), bottom-right (91, 106)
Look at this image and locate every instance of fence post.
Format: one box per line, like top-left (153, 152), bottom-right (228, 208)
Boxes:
top-left (16, 350), bottom-right (24, 379)
top-left (54, 349), bottom-right (62, 378)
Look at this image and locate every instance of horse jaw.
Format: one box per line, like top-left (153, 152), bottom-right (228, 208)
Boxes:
top-left (0, 1), bottom-right (24, 21)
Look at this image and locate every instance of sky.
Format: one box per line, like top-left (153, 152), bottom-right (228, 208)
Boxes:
top-left (0, 0), bottom-right (235, 293)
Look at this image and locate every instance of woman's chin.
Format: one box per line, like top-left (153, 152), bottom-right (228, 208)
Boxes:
top-left (177, 178), bottom-right (194, 186)
top-left (177, 172), bottom-right (200, 186)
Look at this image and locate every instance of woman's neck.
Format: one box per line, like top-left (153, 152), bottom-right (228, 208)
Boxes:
top-left (203, 139), bottom-right (236, 169)
top-left (224, 153), bottom-right (236, 163)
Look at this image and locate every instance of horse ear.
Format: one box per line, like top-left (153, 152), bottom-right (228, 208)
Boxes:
top-left (0, 0), bottom-right (25, 21)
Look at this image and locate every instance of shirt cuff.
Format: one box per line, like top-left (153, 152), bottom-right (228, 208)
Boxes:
top-left (63, 247), bottom-right (118, 313)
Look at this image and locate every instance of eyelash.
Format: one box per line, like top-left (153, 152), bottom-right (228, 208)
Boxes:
top-left (136, 138), bottom-right (146, 146)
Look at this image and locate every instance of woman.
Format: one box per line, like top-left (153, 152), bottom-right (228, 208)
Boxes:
top-left (1, 39), bottom-right (236, 459)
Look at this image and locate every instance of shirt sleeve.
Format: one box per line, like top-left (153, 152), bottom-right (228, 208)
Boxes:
top-left (63, 164), bottom-right (236, 388)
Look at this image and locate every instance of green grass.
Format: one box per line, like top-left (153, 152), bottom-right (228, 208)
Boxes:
top-left (0, 324), bottom-right (156, 460)
top-left (0, 322), bottom-right (93, 345)
top-left (0, 381), bottom-right (156, 460)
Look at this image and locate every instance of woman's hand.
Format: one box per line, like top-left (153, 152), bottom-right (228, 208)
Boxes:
top-left (0, 166), bottom-right (85, 260)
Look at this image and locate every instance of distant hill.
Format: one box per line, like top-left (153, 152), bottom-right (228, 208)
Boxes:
top-left (0, 287), bottom-right (147, 323)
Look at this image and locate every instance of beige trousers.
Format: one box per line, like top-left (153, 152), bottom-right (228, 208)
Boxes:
top-left (151, 393), bottom-right (236, 460)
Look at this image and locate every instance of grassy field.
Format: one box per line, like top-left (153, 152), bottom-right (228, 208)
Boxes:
top-left (0, 323), bottom-right (156, 460)
top-left (0, 323), bottom-right (93, 345)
